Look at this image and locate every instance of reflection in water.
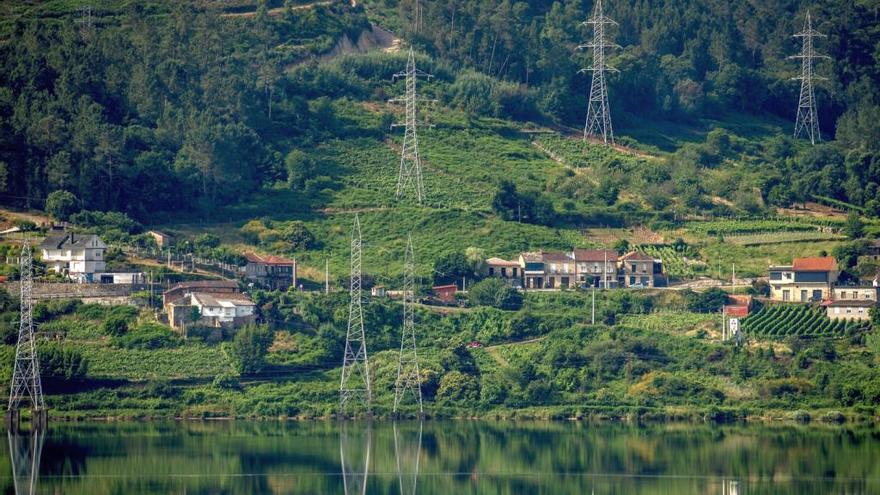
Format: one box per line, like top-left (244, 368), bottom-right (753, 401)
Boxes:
top-left (7, 429), bottom-right (44, 495)
top-left (340, 422), bottom-right (371, 495)
top-left (394, 422), bottom-right (422, 495)
top-left (0, 421), bottom-right (877, 494)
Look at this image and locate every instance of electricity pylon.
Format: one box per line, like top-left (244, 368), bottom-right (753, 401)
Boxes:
top-left (7, 239), bottom-right (46, 428)
top-left (393, 235), bottom-right (423, 415)
top-left (391, 47), bottom-right (433, 204)
top-left (340, 214), bottom-right (371, 415)
top-left (7, 428), bottom-right (45, 495)
top-left (790, 10), bottom-right (829, 145)
top-left (578, 0), bottom-right (619, 145)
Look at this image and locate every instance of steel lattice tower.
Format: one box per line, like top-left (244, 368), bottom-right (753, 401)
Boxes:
top-left (391, 48), bottom-right (433, 204)
top-left (393, 421), bottom-right (423, 495)
top-left (7, 239), bottom-right (45, 417)
top-left (790, 11), bottom-right (828, 145)
top-left (339, 214), bottom-right (371, 414)
top-left (339, 422), bottom-right (371, 495)
top-left (393, 235), bottom-right (423, 415)
top-left (579, 0), bottom-right (619, 145)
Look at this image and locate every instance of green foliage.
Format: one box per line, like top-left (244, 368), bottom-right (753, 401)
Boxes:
top-left (685, 288), bottom-right (728, 313)
top-left (38, 344), bottom-right (88, 381)
top-left (436, 370), bottom-right (480, 404)
top-left (433, 251), bottom-right (470, 285)
top-left (45, 190), bottom-right (80, 221)
top-left (468, 278), bottom-right (523, 310)
top-left (113, 323), bottom-right (181, 350)
top-left (845, 211), bottom-right (865, 239)
top-left (231, 324), bottom-right (274, 375)
top-left (743, 305), bottom-right (871, 339)
top-left (100, 309), bottom-right (135, 337)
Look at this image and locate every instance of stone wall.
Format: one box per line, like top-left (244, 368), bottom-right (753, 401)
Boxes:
top-left (2, 282), bottom-right (147, 302)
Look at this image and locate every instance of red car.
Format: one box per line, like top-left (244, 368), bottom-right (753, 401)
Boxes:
top-left (466, 341), bottom-right (482, 349)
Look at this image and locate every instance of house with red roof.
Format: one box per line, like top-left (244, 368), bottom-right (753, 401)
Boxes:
top-left (572, 249), bottom-right (619, 288)
top-left (244, 253), bottom-right (297, 290)
top-left (769, 256), bottom-right (838, 302)
top-left (620, 251), bottom-right (665, 288)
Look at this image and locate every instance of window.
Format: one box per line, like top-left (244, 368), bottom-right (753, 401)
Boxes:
top-left (489, 267), bottom-right (495, 276)
top-left (834, 308), bottom-right (840, 314)
top-left (501, 267), bottom-right (507, 277)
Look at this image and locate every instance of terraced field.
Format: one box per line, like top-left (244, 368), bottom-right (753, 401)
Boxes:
top-left (742, 304), bottom-right (871, 340)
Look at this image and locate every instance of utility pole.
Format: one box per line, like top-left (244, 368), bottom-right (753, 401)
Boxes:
top-left (591, 285), bottom-right (596, 325)
top-left (394, 235), bottom-right (423, 415)
top-left (6, 239), bottom-right (46, 429)
top-left (790, 11), bottom-right (829, 145)
top-left (340, 214), bottom-right (371, 415)
top-left (578, 0), bottom-right (619, 145)
top-left (391, 48), bottom-right (434, 204)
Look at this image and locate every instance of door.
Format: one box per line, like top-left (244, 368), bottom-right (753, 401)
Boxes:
top-left (812, 290), bottom-right (822, 301)
top-left (783, 290), bottom-right (790, 301)
top-left (800, 290), bottom-right (808, 302)
top-left (561, 277), bottom-right (569, 287)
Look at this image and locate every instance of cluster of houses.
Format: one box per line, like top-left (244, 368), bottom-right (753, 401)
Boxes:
top-left (768, 256), bottom-right (879, 321)
top-left (483, 249), bottom-right (665, 289)
top-left (36, 231), bottom-right (299, 333)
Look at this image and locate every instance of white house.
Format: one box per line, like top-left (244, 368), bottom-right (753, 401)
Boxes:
top-left (189, 292), bottom-right (256, 328)
top-left (39, 233), bottom-right (107, 281)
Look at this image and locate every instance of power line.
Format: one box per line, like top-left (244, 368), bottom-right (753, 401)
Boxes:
top-left (790, 10), bottom-right (829, 145)
top-left (578, 0), bottom-right (619, 145)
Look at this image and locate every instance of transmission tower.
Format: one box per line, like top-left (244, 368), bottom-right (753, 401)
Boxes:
top-left (7, 239), bottom-right (46, 428)
top-left (75, 5), bottom-right (94, 41)
top-left (394, 235), bottom-right (423, 415)
top-left (340, 214), bottom-right (371, 415)
top-left (790, 11), bottom-right (829, 145)
top-left (339, 422), bottom-right (371, 495)
top-left (391, 48), bottom-right (434, 204)
top-left (578, 0), bottom-right (619, 145)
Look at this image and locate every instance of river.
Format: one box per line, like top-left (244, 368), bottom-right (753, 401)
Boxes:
top-left (2, 421), bottom-right (878, 494)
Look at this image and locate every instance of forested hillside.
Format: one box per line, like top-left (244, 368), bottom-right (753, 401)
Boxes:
top-left (1, 0), bottom-right (879, 223)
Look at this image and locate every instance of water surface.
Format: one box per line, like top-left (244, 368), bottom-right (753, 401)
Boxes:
top-left (2, 421), bottom-right (878, 494)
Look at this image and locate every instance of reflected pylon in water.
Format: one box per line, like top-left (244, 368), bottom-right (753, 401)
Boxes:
top-left (393, 422), bottom-right (423, 495)
top-left (339, 423), bottom-right (371, 495)
top-left (722, 479), bottom-right (739, 495)
top-left (7, 429), bottom-right (45, 495)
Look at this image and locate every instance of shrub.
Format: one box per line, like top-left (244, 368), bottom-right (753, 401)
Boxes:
top-left (212, 372), bottom-right (240, 390)
top-left (436, 370), bottom-right (480, 404)
top-left (45, 190), bottom-right (80, 221)
top-left (38, 344), bottom-right (88, 381)
top-left (231, 324), bottom-right (274, 375)
top-left (113, 322), bottom-right (181, 349)
top-left (468, 278), bottom-right (523, 310)
top-left (101, 313), bottom-right (130, 337)
top-left (281, 221), bottom-right (315, 250)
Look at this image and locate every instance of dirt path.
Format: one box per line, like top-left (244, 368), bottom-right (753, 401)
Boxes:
top-left (220, 1), bottom-right (334, 18)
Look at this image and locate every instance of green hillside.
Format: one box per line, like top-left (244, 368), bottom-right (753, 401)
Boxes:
top-left (0, 0), bottom-right (879, 422)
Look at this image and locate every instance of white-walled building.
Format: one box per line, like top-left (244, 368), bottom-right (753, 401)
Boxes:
top-left (39, 233), bottom-right (106, 281)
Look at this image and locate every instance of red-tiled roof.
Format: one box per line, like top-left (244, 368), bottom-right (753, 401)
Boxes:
top-left (724, 305), bottom-right (750, 317)
top-left (572, 249), bottom-right (619, 262)
top-left (433, 284), bottom-right (458, 290)
top-left (792, 257), bottom-right (836, 272)
top-left (245, 252), bottom-right (295, 265)
top-left (727, 295), bottom-right (753, 306)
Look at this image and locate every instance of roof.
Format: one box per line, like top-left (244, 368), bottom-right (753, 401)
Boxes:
top-left (165, 280), bottom-right (239, 294)
top-left (724, 305), bottom-right (750, 317)
top-left (485, 257), bottom-right (520, 267)
top-left (542, 251), bottom-right (573, 262)
top-left (147, 230), bottom-right (172, 237)
top-left (792, 257), bottom-right (836, 272)
top-left (827, 300), bottom-right (877, 308)
top-left (621, 251), bottom-right (656, 262)
top-left (245, 252), bottom-right (295, 265)
top-left (520, 252), bottom-right (543, 263)
top-left (572, 249), bottom-right (618, 262)
top-left (191, 292), bottom-right (255, 308)
top-left (39, 233), bottom-right (105, 250)
top-left (727, 294), bottom-right (753, 306)
top-left (432, 284), bottom-right (458, 290)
